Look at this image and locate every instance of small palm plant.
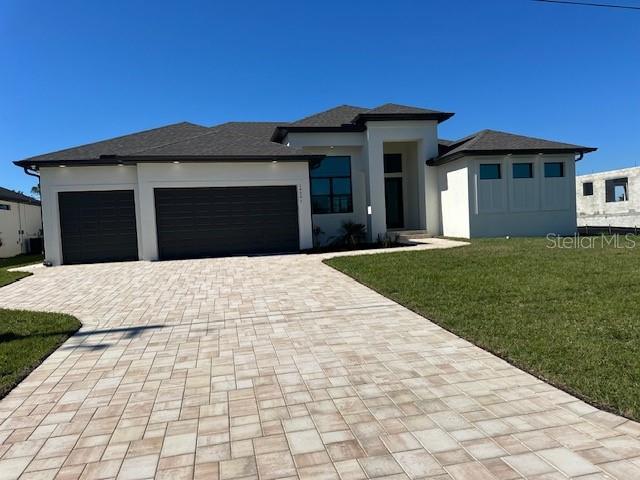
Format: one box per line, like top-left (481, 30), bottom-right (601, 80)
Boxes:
top-left (332, 221), bottom-right (366, 247)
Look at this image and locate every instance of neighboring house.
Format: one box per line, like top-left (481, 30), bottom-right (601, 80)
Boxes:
top-left (0, 187), bottom-right (42, 258)
top-left (14, 103), bottom-right (596, 265)
top-left (577, 166), bottom-right (640, 229)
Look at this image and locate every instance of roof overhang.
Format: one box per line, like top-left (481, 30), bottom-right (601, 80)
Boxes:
top-left (0, 195), bottom-right (40, 206)
top-left (427, 147), bottom-right (598, 166)
top-left (271, 112), bottom-right (455, 143)
top-left (353, 112), bottom-right (455, 125)
top-left (14, 154), bottom-right (325, 169)
top-left (270, 125), bottom-right (365, 143)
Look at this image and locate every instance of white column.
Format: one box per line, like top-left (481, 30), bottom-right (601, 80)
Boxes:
top-left (422, 132), bottom-right (441, 235)
top-left (135, 164), bottom-right (159, 261)
top-left (365, 129), bottom-right (387, 241)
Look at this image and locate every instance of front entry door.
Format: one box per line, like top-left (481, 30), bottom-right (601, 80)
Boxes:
top-left (384, 177), bottom-right (404, 229)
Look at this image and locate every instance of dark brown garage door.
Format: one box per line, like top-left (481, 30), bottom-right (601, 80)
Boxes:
top-left (154, 186), bottom-right (300, 260)
top-left (58, 190), bottom-right (138, 265)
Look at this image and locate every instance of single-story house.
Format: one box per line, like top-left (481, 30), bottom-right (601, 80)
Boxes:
top-left (14, 103), bottom-right (596, 265)
top-left (0, 187), bottom-right (42, 258)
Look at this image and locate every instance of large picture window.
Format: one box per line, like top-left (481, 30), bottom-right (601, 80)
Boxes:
top-left (310, 156), bottom-right (353, 214)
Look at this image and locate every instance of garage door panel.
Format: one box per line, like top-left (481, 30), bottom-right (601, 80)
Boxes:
top-left (59, 190), bottom-right (138, 265)
top-left (155, 186), bottom-right (299, 260)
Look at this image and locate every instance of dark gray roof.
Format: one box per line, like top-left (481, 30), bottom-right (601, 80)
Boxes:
top-left (131, 128), bottom-right (307, 158)
top-left (290, 105), bottom-right (367, 127)
top-left (15, 121), bottom-right (320, 167)
top-left (432, 129), bottom-right (597, 164)
top-left (211, 122), bottom-right (287, 140)
top-left (271, 103), bottom-right (455, 142)
top-left (19, 122), bottom-right (210, 163)
top-left (362, 103), bottom-right (449, 115)
top-left (0, 187), bottom-right (40, 206)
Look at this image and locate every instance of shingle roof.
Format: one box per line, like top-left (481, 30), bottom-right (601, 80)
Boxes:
top-left (210, 122), bottom-right (287, 140)
top-left (0, 187), bottom-right (40, 206)
top-left (271, 103), bottom-right (455, 142)
top-left (361, 103), bottom-right (449, 115)
top-left (15, 121), bottom-right (320, 167)
top-left (433, 129), bottom-right (597, 164)
top-left (290, 105), bottom-right (368, 127)
top-left (131, 128), bottom-right (307, 158)
top-left (19, 122), bottom-right (210, 163)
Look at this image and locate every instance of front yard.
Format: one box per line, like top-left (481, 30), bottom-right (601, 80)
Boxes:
top-left (326, 236), bottom-right (640, 421)
top-left (0, 254), bottom-right (80, 398)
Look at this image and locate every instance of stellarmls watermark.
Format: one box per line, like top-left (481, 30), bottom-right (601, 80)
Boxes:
top-left (546, 233), bottom-right (637, 249)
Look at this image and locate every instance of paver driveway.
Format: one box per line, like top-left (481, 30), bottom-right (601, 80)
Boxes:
top-left (1, 252), bottom-right (639, 480)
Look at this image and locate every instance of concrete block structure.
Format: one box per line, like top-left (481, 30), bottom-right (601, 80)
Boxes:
top-left (576, 166), bottom-right (640, 229)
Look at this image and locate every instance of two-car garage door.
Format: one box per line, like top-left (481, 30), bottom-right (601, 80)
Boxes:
top-left (154, 186), bottom-right (299, 260)
top-left (58, 186), bottom-right (300, 264)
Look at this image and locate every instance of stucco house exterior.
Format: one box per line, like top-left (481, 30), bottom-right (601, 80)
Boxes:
top-left (0, 187), bottom-right (42, 258)
top-left (14, 103), bottom-right (596, 265)
top-left (577, 166), bottom-right (640, 229)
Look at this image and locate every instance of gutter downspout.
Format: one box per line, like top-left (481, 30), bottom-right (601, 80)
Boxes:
top-left (22, 167), bottom-right (45, 262)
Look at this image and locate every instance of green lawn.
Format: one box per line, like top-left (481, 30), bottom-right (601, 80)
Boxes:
top-left (326, 237), bottom-right (640, 420)
top-left (0, 253), bottom-right (43, 287)
top-left (0, 253), bottom-right (81, 398)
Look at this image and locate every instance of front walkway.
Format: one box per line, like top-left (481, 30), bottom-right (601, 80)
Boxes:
top-left (0, 245), bottom-right (639, 479)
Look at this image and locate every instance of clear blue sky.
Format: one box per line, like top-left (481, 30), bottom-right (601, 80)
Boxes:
top-left (2, 0), bottom-right (639, 194)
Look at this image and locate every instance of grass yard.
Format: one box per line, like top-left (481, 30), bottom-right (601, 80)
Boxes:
top-left (0, 253), bottom-right (43, 287)
top-left (0, 253), bottom-right (81, 398)
top-left (0, 309), bottom-right (80, 398)
top-left (326, 237), bottom-right (640, 421)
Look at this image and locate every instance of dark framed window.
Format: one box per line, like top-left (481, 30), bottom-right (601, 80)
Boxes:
top-left (310, 156), bottom-right (353, 214)
top-left (512, 163), bottom-right (533, 179)
top-left (384, 154), bottom-right (402, 174)
top-left (605, 177), bottom-right (628, 202)
top-left (583, 182), bottom-right (593, 196)
top-left (544, 162), bottom-right (564, 178)
top-left (479, 164), bottom-right (501, 180)
top-left (0, 204), bottom-right (10, 211)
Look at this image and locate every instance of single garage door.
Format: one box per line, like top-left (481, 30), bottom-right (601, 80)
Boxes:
top-left (154, 186), bottom-right (299, 260)
top-left (58, 190), bottom-right (138, 265)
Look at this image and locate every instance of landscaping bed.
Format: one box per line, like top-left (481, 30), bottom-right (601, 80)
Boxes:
top-left (326, 237), bottom-right (640, 421)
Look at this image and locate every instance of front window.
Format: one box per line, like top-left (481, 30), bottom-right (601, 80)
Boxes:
top-left (0, 204), bottom-right (10, 211)
top-left (583, 182), bottom-right (593, 196)
top-left (606, 177), bottom-right (628, 202)
top-left (513, 163), bottom-right (533, 179)
top-left (310, 156), bottom-right (353, 214)
top-left (384, 154), bottom-right (402, 173)
top-left (544, 162), bottom-right (564, 178)
top-left (479, 164), bottom-right (501, 180)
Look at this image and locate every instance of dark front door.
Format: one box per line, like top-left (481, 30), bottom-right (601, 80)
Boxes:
top-left (154, 186), bottom-right (299, 260)
top-left (58, 190), bottom-right (138, 265)
top-left (384, 177), bottom-right (404, 229)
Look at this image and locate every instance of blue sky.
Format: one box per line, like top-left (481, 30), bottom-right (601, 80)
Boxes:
top-left (1, 0), bottom-right (639, 194)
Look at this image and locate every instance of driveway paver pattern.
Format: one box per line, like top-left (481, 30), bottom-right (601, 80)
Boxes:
top-left (0, 251), bottom-right (639, 479)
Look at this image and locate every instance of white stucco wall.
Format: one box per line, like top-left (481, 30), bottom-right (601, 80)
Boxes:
top-left (40, 162), bottom-right (312, 265)
top-left (0, 200), bottom-right (42, 258)
top-left (287, 123), bottom-right (440, 242)
top-left (437, 158), bottom-right (470, 238)
top-left (576, 166), bottom-right (640, 228)
top-left (466, 154), bottom-right (577, 237)
top-left (288, 132), bottom-right (367, 244)
top-left (365, 121), bottom-right (440, 240)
